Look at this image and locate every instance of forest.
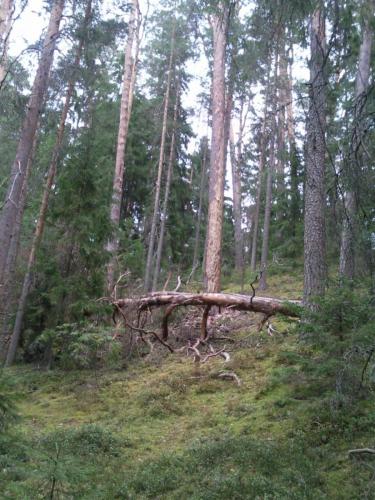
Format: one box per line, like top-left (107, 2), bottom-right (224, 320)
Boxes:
top-left (0, 0), bottom-right (375, 497)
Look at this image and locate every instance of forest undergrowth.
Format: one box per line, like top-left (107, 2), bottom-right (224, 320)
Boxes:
top-left (1, 270), bottom-right (375, 499)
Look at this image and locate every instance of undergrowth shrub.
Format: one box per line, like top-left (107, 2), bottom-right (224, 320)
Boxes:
top-left (298, 281), bottom-right (375, 404)
top-left (29, 322), bottom-right (122, 369)
top-left (0, 370), bottom-right (19, 432)
top-left (119, 435), bottom-right (323, 499)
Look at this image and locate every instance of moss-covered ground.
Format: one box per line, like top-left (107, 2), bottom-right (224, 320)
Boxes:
top-left (2, 271), bottom-right (375, 498)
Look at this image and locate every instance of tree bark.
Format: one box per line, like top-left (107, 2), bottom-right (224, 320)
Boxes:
top-left (191, 138), bottom-right (208, 276)
top-left (152, 81), bottom-right (180, 291)
top-left (0, 0), bottom-right (13, 85)
top-left (0, 0), bottom-right (64, 315)
top-left (204, 4), bottom-right (229, 292)
top-left (250, 66), bottom-right (271, 272)
top-left (144, 21), bottom-right (176, 292)
top-left (229, 121), bottom-right (243, 272)
top-left (0, 132), bottom-right (37, 361)
top-left (106, 0), bottom-right (139, 294)
top-left (259, 103), bottom-right (276, 291)
top-left (115, 291), bottom-right (301, 318)
top-left (286, 44), bottom-right (299, 235)
top-left (339, 0), bottom-right (373, 281)
top-left (303, 5), bottom-right (327, 305)
top-left (4, 0), bottom-right (92, 367)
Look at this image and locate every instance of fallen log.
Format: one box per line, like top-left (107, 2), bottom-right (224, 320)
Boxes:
top-left (115, 291), bottom-right (301, 318)
top-left (112, 291), bottom-right (301, 360)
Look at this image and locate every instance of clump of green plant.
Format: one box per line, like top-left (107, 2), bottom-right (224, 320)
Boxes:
top-left (0, 370), bottom-right (19, 433)
top-left (29, 322), bottom-right (122, 369)
top-left (41, 424), bottom-right (121, 457)
top-left (299, 281), bottom-right (375, 405)
top-left (119, 434), bottom-right (323, 499)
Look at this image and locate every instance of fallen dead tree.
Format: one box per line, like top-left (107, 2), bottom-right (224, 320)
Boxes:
top-left (114, 291), bottom-right (301, 341)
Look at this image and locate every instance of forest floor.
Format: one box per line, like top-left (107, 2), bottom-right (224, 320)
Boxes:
top-left (2, 271), bottom-right (375, 499)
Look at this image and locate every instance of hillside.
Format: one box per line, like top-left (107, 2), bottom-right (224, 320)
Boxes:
top-left (2, 274), bottom-right (375, 499)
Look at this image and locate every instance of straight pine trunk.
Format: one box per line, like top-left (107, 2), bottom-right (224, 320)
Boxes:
top-left (303, 5), bottom-right (327, 305)
top-left (286, 45), bottom-right (299, 234)
top-left (0, 0), bottom-right (64, 313)
top-left (259, 118), bottom-right (276, 291)
top-left (106, 0), bottom-right (139, 294)
top-left (191, 139), bottom-right (208, 276)
top-left (204, 4), bottom-right (229, 292)
top-left (0, 134), bottom-right (37, 361)
top-left (4, 0), bottom-right (93, 366)
top-left (229, 122), bottom-right (243, 271)
top-left (152, 81), bottom-right (180, 291)
top-left (144, 22), bottom-right (175, 292)
top-left (250, 67), bottom-right (271, 272)
top-left (339, 0), bottom-right (373, 281)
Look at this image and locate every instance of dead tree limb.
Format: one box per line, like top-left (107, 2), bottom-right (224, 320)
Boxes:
top-left (115, 291), bottom-right (301, 318)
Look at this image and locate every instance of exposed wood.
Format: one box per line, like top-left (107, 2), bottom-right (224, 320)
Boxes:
top-left (115, 291), bottom-right (301, 318)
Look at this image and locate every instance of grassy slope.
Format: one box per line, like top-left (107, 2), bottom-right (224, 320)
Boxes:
top-left (2, 272), bottom-right (375, 499)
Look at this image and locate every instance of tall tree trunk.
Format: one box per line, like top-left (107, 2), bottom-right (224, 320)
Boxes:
top-left (0, 0), bottom-right (13, 85)
top-left (0, 0), bottom-right (64, 316)
top-left (144, 22), bottom-right (175, 292)
top-left (229, 122), bottom-right (243, 272)
top-left (276, 35), bottom-right (287, 191)
top-left (204, 4), bottom-right (229, 293)
top-left (259, 113), bottom-right (276, 291)
top-left (152, 81), bottom-right (180, 291)
top-left (303, 5), bottom-right (327, 305)
top-left (4, 0), bottom-right (92, 367)
top-left (286, 44), bottom-right (299, 235)
top-left (192, 139), bottom-right (208, 276)
top-left (0, 133), bottom-right (37, 361)
top-left (339, 0), bottom-right (373, 281)
top-left (250, 67), bottom-right (271, 272)
top-left (106, 0), bottom-right (139, 294)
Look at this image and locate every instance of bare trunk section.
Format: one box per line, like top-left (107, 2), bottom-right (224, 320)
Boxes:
top-left (250, 68), bottom-right (271, 272)
top-left (144, 22), bottom-right (175, 292)
top-left (259, 115), bottom-right (276, 291)
top-left (339, 1), bottom-right (373, 281)
top-left (106, 0), bottom-right (139, 294)
top-left (0, 0), bottom-right (64, 314)
top-left (204, 4), bottom-right (229, 292)
top-left (192, 139), bottom-right (208, 276)
top-left (0, 0), bottom-right (14, 85)
top-left (152, 81), bottom-right (180, 291)
top-left (286, 45), bottom-right (299, 234)
top-left (4, 0), bottom-right (92, 367)
top-left (229, 122), bottom-right (243, 271)
top-left (303, 6), bottom-right (327, 305)
top-left (0, 134), bottom-right (37, 361)
top-left (115, 291), bottom-right (301, 318)
top-left (276, 36), bottom-right (287, 190)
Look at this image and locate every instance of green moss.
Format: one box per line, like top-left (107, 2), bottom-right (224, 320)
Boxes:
top-left (3, 277), bottom-right (375, 498)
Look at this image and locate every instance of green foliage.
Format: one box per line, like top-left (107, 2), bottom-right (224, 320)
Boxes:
top-left (30, 323), bottom-right (121, 369)
top-left (0, 371), bottom-right (19, 433)
top-left (121, 435), bottom-right (323, 499)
